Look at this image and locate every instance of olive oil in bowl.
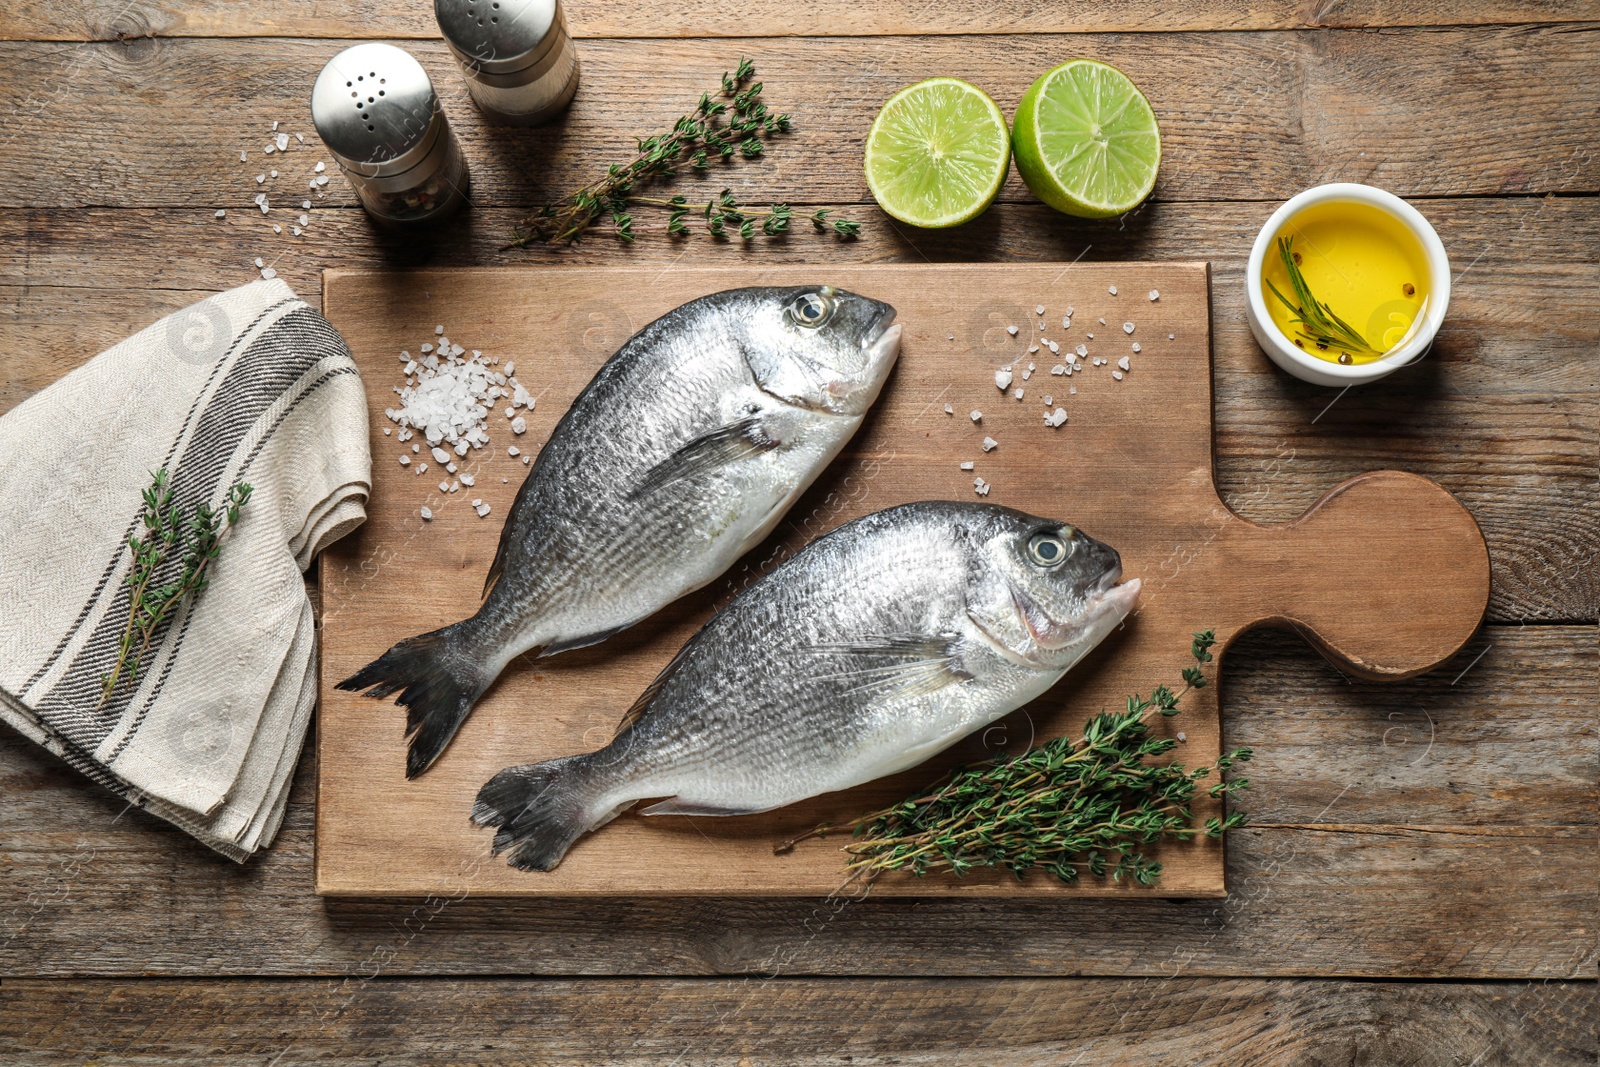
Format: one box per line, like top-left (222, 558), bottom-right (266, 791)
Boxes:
top-left (1262, 199), bottom-right (1432, 365)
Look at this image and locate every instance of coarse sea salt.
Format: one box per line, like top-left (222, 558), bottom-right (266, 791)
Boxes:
top-left (960, 461), bottom-right (974, 471)
top-left (384, 325), bottom-right (534, 467)
top-left (970, 410), bottom-right (982, 422)
top-left (981, 436), bottom-right (998, 452)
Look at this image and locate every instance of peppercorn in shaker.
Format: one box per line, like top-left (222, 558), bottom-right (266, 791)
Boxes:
top-left (310, 43), bottom-right (470, 225)
top-left (435, 0), bottom-right (579, 125)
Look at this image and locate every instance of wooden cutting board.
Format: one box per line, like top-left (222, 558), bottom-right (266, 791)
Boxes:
top-left (316, 264), bottom-right (1489, 898)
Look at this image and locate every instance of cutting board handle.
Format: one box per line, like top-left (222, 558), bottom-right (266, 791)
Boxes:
top-left (1217, 470), bottom-right (1490, 680)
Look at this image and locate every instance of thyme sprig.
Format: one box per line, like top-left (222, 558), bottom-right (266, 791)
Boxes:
top-left (98, 469), bottom-right (252, 708)
top-left (1265, 236), bottom-right (1381, 359)
top-left (782, 630), bottom-right (1252, 888)
top-left (506, 57), bottom-right (861, 247)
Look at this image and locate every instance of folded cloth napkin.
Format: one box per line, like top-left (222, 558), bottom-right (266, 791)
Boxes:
top-left (0, 279), bottom-right (370, 861)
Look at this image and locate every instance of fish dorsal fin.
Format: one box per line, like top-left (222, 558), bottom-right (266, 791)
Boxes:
top-left (613, 639), bottom-right (697, 738)
top-left (799, 633), bottom-right (973, 701)
top-left (626, 415), bottom-right (781, 501)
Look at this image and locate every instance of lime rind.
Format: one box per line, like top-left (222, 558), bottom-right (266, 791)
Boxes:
top-left (1014, 60), bottom-right (1161, 218)
top-left (864, 78), bottom-right (1011, 229)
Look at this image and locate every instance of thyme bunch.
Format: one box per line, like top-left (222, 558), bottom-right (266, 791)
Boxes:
top-left (507, 58), bottom-right (861, 247)
top-left (1265, 236), bottom-right (1381, 359)
top-left (98, 469), bottom-right (252, 708)
top-left (785, 630), bottom-right (1252, 888)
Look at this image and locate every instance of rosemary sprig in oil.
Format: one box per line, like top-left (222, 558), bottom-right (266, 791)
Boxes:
top-left (781, 630), bottom-right (1252, 888)
top-left (98, 469), bottom-right (252, 708)
top-left (506, 57), bottom-right (861, 247)
top-left (1265, 236), bottom-right (1381, 360)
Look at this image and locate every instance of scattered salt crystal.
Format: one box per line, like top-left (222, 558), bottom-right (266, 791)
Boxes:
top-left (1050, 407), bottom-right (1067, 427)
top-left (1021, 367), bottom-right (1033, 381)
top-left (420, 343), bottom-right (433, 353)
top-left (1051, 364), bottom-right (1065, 376)
top-left (1169, 333), bottom-right (1176, 340)
top-left (1108, 286), bottom-right (1117, 296)
top-left (1013, 388), bottom-right (1024, 400)
top-left (272, 224), bottom-right (281, 234)
top-left (460, 473), bottom-right (475, 487)
top-left (476, 503), bottom-right (492, 517)
top-left (1131, 342), bottom-right (1141, 353)
top-left (995, 369), bottom-right (1013, 391)
top-left (399, 455), bottom-right (410, 466)
top-left (419, 506), bottom-right (431, 520)
top-left (1006, 325), bottom-right (1018, 336)
top-left (1047, 341), bottom-right (1059, 354)
top-left (270, 169), bottom-right (278, 179)
top-left (1112, 370), bottom-right (1124, 380)
top-left (1098, 318), bottom-right (1106, 325)
top-left (1123, 322), bottom-right (1135, 334)
top-left (505, 361), bottom-right (515, 376)
top-left (508, 445), bottom-right (520, 457)
top-left (1039, 322), bottom-right (1046, 331)
top-left (1117, 356), bottom-right (1131, 371)
top-left (1062, 316), bottom-right (1071, 328)
top-left (296, 133), bottom-right (305, 144)
top-left (271, 120), bottom-right (279, 132)
top-left (439, 480), bottom-right (450, 493)
top-left (264, 144), bottom-right (274, 155)
top-left (447, 462), bottom-right (457, 474)
top-left (976, 483), bottom-right (990, 497)
top-left (239, 151), bottom-right (247, 162)
top-left (1075, 344), bottom-right (1087, 357)
top-left (1028, 344), bottom-right (1039, 354)
top-left (291, 227), bottom-right (301, 236)
top-left (1070, 386), bottom-right (1077, 395)
top-left (302, 200), bottom-right (312, 210)
top-left (960, 461), bottom-right (974, 471)
top-left (299, 213), bottom-right (309, 226)
top-left (316, 175), bottom-right (329, 186)
top-left (1034, 304), bottom-right (1045, 315)
top-left (522, 455), bottom-right (530, 465)
top-left (383, 427), bottom-right (391, 436)
top-left (944, 404), bottom-right (955, 415)
top-left (417, 462), bottom-right (427, 473)
top-left (471, 498), bottom-right (482, 507)
top-left (511, 416), bottom-right (527, 434)
top-left (430, 446), bottom-right (451, 465)
top-left (214, 209), bottom-right (226, 218)
top-left (255, 174), bottom-right (265, 184)
top-left (314, 161), bottom-right (326, 173)
top-left (970, 410), bottom-right (982, 422)
top-left (981, 436), bottom-right (998, 452)
top-left (260, 267), bottom-right (276, 280)
top-left (1043, 395), bottom-right (1053, 406)
top-left (1177, 731), bottom-right (1187, 742)
top-left (1087, 332), bottom-right (1094, 340)
top-left (435, 324), bottom-right (445, 335)
top-left (454, 439), bottom-right (470, 457)
top-left (1149, 289), bottom-right (1160, 301)
top-left (253, 257), bottom-right (264, 268)
top-left (275, 132), bottom-right (289, 151)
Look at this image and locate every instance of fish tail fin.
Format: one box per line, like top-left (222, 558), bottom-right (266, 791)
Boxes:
top-left (335, 621), bottom-right (495, 778)
top-left (471, 755), bottom-right (608, 871)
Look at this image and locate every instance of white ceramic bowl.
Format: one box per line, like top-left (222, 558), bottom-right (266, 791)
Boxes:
top-left (1245, 183), bottom-right (1450, 387)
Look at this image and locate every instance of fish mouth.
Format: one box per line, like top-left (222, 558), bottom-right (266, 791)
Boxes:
top-left (1008, 569), bottom-right (1141, 654)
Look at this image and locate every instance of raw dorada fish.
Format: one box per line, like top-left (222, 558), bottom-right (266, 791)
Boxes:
top-left (472, 501), bottom-right (1141, 871)
top-left (339, 287), bottom-right (901, 776)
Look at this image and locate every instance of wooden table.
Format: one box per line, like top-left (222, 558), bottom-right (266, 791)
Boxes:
top-left (2, 4), bottom-right (1595, 1063)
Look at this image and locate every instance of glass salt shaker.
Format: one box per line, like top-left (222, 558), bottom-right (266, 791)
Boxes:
top-left (435, 0), bottom-right (580, 126)
top-left (310, 43), bottom-right (470, 225)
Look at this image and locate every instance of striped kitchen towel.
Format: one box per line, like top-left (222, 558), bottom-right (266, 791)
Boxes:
top-left (0, 279), bottom-right (370, 861)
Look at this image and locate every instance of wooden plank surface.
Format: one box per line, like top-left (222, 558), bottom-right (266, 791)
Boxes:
top-left (0, 2), bottom-right (1594, 1053)
top-left (7, 2), bottom-right (1600, 41)
top-left (3, 976), bottom-right (1596, 1065)
top-left (0, 28), bottom-right (1597, 212)
top-left (4, 627), bottom-right (1592, 977)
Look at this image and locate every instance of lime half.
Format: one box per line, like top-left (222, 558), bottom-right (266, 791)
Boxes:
top-left (1012, 60), bottom-right (1161, 218)
top-left (864, 78), bottom-right (1011, 229)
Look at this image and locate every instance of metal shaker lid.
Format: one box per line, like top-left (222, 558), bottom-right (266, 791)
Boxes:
top-left (435, 0), bottom-right (561, 76)
top-left (311, 43), bottom-right (443, 178)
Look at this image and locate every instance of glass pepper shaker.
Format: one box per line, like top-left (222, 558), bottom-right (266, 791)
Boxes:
top-left (310, 43), bottom-right (471, 225)
top-left (434, 0), bottom-right (580, 126)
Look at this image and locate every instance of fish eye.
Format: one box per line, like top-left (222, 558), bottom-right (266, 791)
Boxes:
top-left (787, 291), bottom-right (835, 329)
top-left (1027, 532), bottom-right (1069, 568)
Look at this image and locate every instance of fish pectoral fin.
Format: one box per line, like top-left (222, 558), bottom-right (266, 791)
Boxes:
top-left (539, 624), bottom-right (631, 658)
top-left (801, 633), bottom-right (974, 701)
top-left (626, 415), bottom-right (783, 500)
top-left (638, 798), bottom-right (775, 817)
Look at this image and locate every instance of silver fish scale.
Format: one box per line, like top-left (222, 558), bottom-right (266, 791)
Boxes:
top-left (585, 502), bottom-right (1102, 815)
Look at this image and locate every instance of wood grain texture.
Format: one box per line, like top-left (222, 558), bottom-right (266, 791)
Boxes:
top-left (2, 197), bottom-right (1590, 625)
top-left (7, 1), bottom-right (1600, 42)
top-left (0, 28), bottom-right (1597, 212)
top-left (3, 976), bottom-right (1596, 1065)
top-left (4, 627), bottom-right (1592, 977)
